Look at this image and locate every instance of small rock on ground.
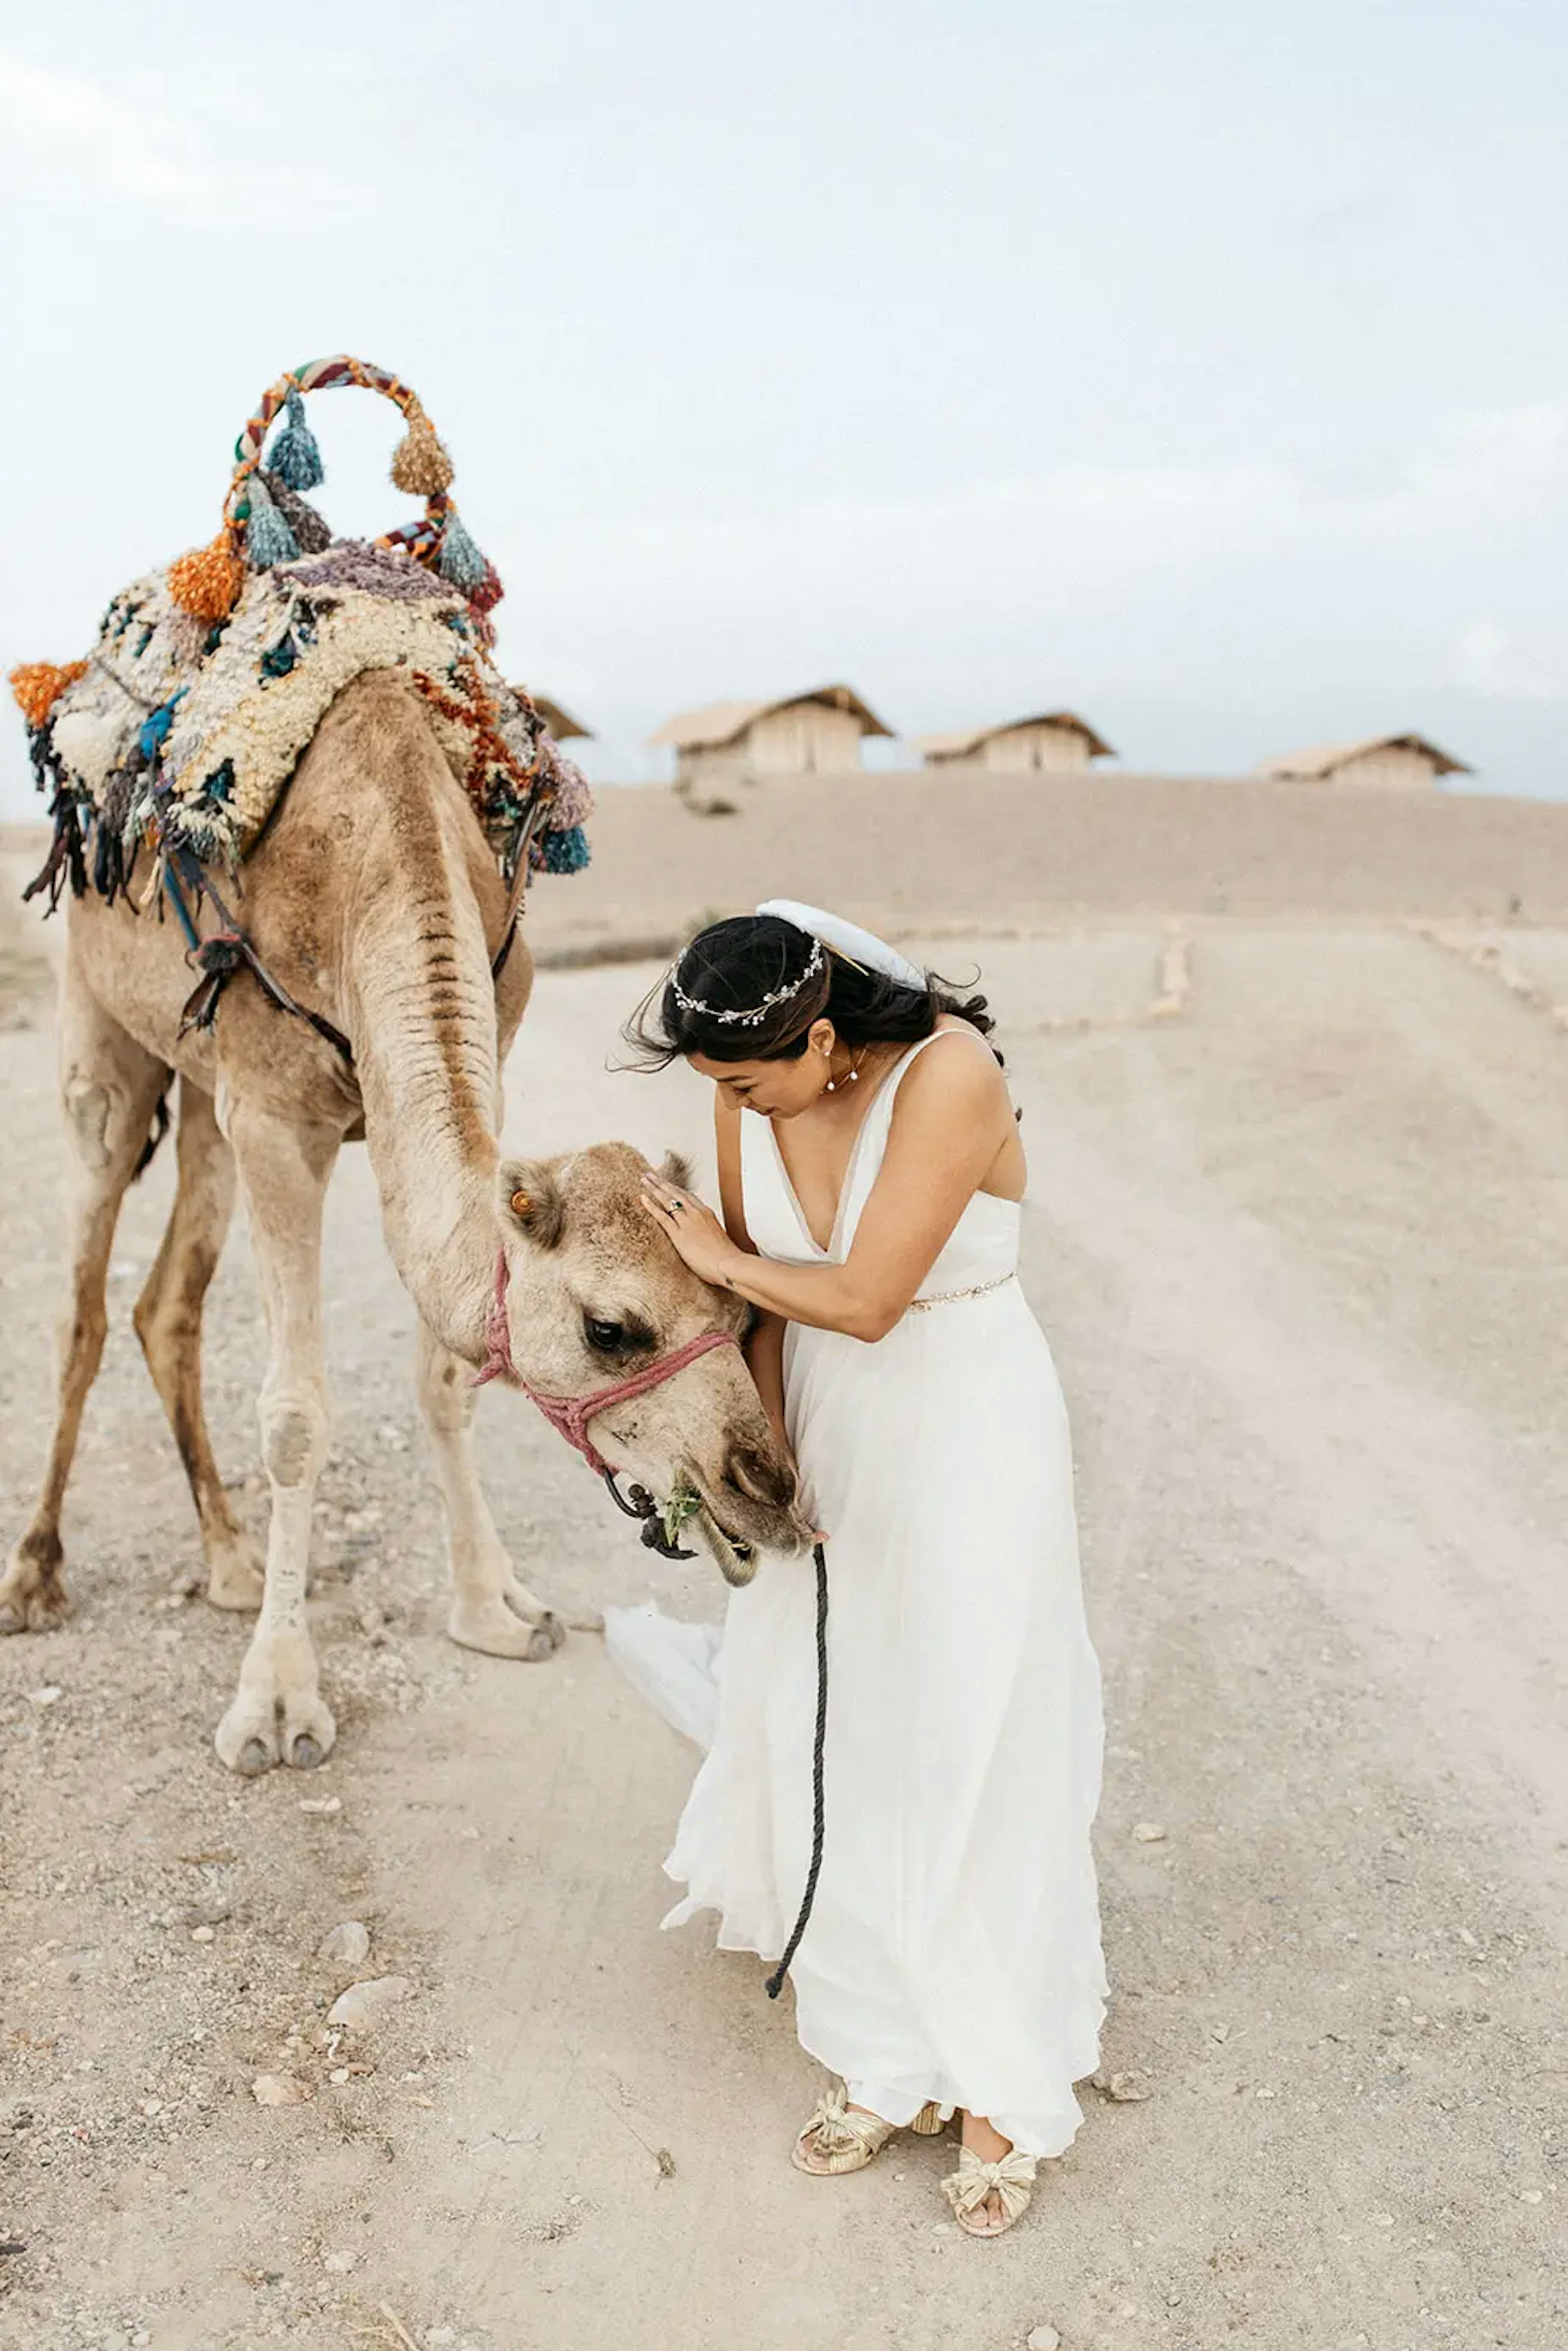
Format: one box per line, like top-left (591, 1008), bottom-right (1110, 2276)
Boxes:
top-left (250, 2072), bottom-right (309, 2107)
top-left (327, 1974), bottom-right (414, 2030)
top-left (318, 1919), bottom-right (372, 1967)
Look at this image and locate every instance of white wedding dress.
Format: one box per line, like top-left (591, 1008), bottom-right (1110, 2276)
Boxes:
top-left (647, 1026), bottom-right (1107, 2155)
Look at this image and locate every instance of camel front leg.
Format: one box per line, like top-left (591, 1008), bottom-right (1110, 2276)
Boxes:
top-left (134, 1077), bottom-right (264, 1612)
top-left (215, 1104), bottom-right (340, 1774)
top-left (2, 976), bottom-right (168, 1634)
top-left (414, 1319), bottom-right (564, 1661)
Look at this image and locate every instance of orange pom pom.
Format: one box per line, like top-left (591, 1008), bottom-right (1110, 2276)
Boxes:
top-left (390, 411), bottom-right (454, 496)
top-left (9, 659), bottom-right (88, 729)
top-left (168, 532), bottom-right (246, 622)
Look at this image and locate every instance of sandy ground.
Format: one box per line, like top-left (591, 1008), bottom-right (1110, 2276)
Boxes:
top-left (2, 850), bottom-right (1566, 2349)
top-left (513, 770), bottom-right (1568, 964)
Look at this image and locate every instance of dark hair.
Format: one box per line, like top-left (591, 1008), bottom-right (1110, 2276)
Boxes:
top-left (623, 913), bottom-right (1001, 1069)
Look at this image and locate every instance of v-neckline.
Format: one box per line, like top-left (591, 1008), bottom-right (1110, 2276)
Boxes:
top-left (769, 1041), bottom-right (917, 1259)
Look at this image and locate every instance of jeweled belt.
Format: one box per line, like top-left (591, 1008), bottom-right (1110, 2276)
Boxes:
top-left (907, 1270), bottom-right (1017, 1313)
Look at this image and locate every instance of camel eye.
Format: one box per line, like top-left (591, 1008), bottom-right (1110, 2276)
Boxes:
top-left (584, 1316), bottom-right (628, 1355)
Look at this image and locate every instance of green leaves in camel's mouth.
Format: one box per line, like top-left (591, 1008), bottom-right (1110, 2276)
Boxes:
top-left (662, 1483), bottom-right (704, 1552)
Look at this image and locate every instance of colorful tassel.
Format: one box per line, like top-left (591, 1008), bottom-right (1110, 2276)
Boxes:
top-left (267, 385), bottom-right (325, 492)
top-left (169, 532), bottom-right (246, 621)
top-left (9, 659), bottom-right (89, 729)
top-left (538, 824), bottom-right (590, 875)
top-left (260, 470), bottom-right (332, 554)
top-left (245, 475), bottom-right (300, 569)
top-left (438, 512), bottom-right (487, 588)
top-left (390, 407), bottom-right (454, 496)
top-left (466, 558), bottom-right (505, 614)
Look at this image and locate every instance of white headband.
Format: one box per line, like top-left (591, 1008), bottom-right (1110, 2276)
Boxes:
top-left (754, 899), bottom-right (927, 994)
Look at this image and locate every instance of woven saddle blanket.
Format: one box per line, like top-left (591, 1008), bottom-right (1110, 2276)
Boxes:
top-left (26, 539), bottom-right (589, 899)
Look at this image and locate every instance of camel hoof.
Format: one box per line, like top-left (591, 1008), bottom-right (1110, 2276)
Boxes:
top-left (216, 1633), bottom-right (337, 1774)
top-left (0, 1535), bottom-right (70, 1634)
top-left (205, 1544), bottom-right (266, 1612)
top-left (446, 1595), bottom-right (564, 1661)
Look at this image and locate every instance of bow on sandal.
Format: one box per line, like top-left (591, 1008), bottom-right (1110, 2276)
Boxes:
top-left (791, 2083), bottom-right (898, 2175)
top-left (940, 2144), bottom-right (1039, 2236)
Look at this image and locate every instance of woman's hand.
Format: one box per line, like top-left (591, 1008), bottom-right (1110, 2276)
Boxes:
top-left (639, 1170), bottom-right (742, 1289)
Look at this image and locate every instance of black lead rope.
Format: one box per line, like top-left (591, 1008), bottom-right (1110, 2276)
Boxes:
top-left (766, 1541), bottom-right (830, 2000)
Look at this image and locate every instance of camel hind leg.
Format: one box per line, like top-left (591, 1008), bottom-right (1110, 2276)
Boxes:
top-left (133, 1076), bottom-right (264, 1612)
top-left (1, 968), bottom-right (168, 1633)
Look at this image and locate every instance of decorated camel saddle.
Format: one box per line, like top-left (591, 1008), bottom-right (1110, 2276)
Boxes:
top-left (11, 355), bottom-right (590, 919)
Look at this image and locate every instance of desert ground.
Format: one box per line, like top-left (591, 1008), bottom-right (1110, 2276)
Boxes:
top-left (2, 779), bottom-right (1566, 2351)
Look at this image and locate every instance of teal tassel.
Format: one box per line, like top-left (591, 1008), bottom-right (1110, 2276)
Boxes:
top-left (438, 512), bottom-right (487, 587)
top-left (245, 476), bottom-right (300, 568)
top-left (268, 386), bottom-right (324, 493)
top-left (539, 823), bottom-right (590, 875)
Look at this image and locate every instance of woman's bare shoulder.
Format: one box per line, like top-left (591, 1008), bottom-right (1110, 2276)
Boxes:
top-left (898, 1020), bottom-right (1007, 1104)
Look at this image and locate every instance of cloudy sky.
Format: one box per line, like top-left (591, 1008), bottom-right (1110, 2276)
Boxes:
top-left (2, 0), bottom-right (1565, 803)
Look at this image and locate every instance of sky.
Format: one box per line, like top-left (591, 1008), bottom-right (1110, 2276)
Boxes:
top-left (2, 0), bottom-right (1566, 804)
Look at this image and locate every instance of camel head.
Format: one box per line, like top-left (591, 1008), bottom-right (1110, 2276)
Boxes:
top-left (494, 1144), bottom-right (811, 1583)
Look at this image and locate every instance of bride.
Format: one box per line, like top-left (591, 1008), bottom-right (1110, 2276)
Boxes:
top-left (626, 901), bottom-right (1106, 2237)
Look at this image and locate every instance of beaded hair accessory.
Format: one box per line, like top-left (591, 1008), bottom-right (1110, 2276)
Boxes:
top-left (671, 934), bottom-right (825, 1026)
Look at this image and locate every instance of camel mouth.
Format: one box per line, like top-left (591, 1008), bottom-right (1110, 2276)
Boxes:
top-left (693, 1501), bottom-right (760, 1587)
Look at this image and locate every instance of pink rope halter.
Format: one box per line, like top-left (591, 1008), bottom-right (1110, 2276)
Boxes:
top-left (472, 1250), bottom-right (740, 1477)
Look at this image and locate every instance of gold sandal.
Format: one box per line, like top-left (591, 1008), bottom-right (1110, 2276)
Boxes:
top-left (791, 2082), bottom-right (898, 2176)
top-left (940, 2144), bottom-right (1039, 2236)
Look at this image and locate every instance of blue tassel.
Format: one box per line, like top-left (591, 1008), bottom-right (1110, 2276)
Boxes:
top-left (245, 477), bottom-right (300, 569)
top-left (267, 386), bottom-right (324, 493)
top-left (539, 823), bottom-right (590, 875)
top-left (438, 512), bottom-right (487, 587)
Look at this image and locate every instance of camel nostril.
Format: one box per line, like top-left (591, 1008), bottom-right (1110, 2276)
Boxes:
top-left (725, 1448), bottom-right (796, 1512)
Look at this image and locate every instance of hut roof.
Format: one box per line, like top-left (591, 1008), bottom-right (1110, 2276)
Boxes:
top-left (1258, 733), bottom-right (1471, 781)
top-left (529, 694), bottom-right (592, 743)
top-left (917, 710), bottom-right (1115, 761)
top-left (647, 684), bottom-right (893, 750)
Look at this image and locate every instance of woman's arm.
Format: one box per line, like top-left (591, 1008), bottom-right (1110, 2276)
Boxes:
top-left (644, 1035), bottom-right (1016, 1342)
top-left (713, 1091), bottom-right (791, 1447)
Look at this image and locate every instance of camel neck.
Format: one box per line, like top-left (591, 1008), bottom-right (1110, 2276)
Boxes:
top-left (347, 774), bottom-right (504, 1364)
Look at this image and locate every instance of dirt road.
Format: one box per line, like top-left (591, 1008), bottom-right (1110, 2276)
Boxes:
top-left (2, 914), bottom-right (1565, 2351)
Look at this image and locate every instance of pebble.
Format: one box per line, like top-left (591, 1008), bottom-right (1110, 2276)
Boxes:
top-left (1027, 2329), bottom-right (1062, 2351)
top-left (323, 2249), bottom-right (358, 2273)
top-left (425, 2332), bottom-right (457, 2348)
top-left (1519, 2189), bottom-right (1543, 2204)
top-left (1370, 2211), bottom-right (1395, 2229)
top-left (1210, 2022), bottom-right (1231, 2043)
top-left (329, 2067), bottom-right (352, 2086)
top-left (326, 1975), bottom-right (413, 2031)
top-left (298, 1795), bottom-right (341, 1816)
top-left (317, 1920), bottom-right (371, 1968)
top-left (1131, 1821), bottom-right (1167, 1843)
top-left (1093, 2068), bottom-right (1152, 2102)
top-left (251, 2072), bottom-right (308, 2107)
top-left (190, 1926), bottom-right (216, 1944)
top-left (26, 1685), bottom-right (63, 1707)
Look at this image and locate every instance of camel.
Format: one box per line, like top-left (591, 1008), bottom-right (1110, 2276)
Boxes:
top-left (2, 669), bottom-right (807, 1770)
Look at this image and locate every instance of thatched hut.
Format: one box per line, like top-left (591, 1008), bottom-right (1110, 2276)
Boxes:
top-left (524, 695), bottom-right (592, 743)
top-left (648, 685), bottom-right (892, 785)
top-left (1257, 734), bottom-right (1470, 790)
top-left (917, 712), bottom-right (1113, 773)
